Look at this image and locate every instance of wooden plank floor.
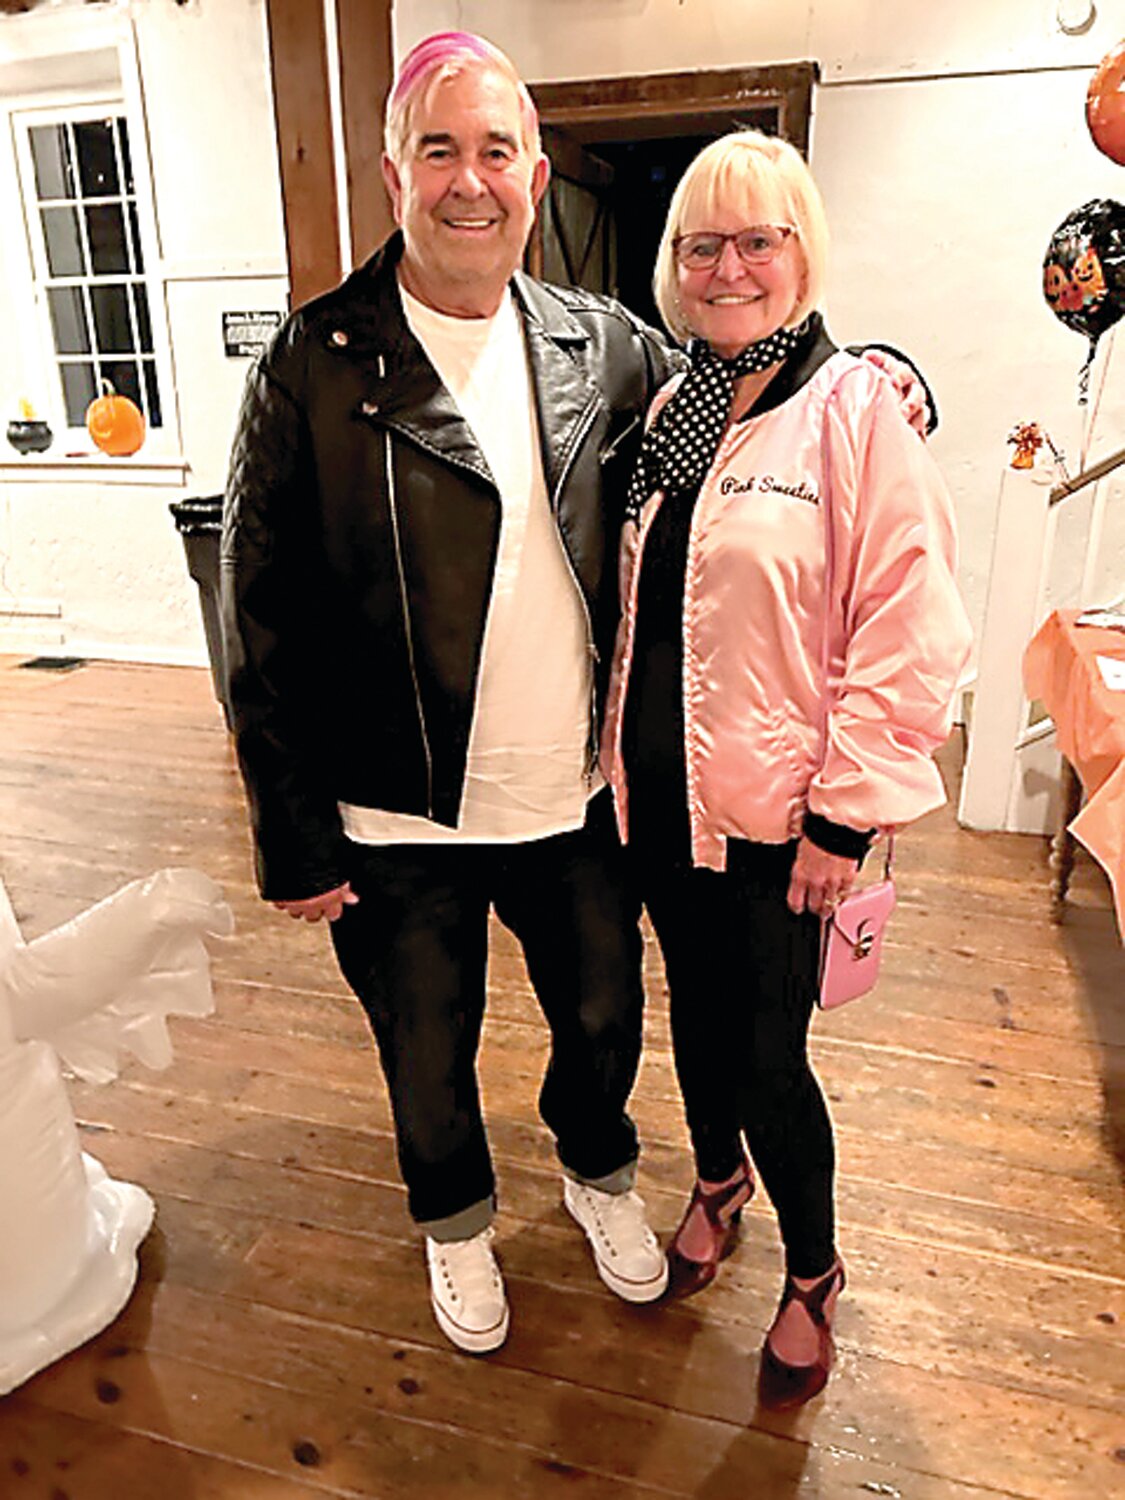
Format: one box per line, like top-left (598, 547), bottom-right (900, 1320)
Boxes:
top-left (1, 656), bottom-right (1123, 1500)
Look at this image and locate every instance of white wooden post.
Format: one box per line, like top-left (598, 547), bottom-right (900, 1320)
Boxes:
top-left (959, 467), bottom-right (1054, 830)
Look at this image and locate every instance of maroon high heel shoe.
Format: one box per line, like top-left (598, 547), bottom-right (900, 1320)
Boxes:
top-left (667, 1159), bottom-right (755, 1298)
top-left (758, 1259), bottom-right (846, 1411)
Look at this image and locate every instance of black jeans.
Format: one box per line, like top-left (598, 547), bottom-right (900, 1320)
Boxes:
top-left (330, 792), bottom-right (643, 1230)
top-left (638, 839), bottom-right (837, 1279)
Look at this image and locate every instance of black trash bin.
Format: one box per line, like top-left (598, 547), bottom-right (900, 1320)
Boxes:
top-left (169, 495), bottom-right (232, 728)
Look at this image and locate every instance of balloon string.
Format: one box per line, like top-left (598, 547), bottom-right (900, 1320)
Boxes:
top-left (1077, 350), bottom-right (1092, 409)
top-left (1081, 325), bottom-right (1115, 472)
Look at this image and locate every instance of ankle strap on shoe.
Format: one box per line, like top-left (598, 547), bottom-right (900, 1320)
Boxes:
top-left (692, 1163), bottom-right (754, 1224)
top-left (779, 1260), bottom-right (845, 1326)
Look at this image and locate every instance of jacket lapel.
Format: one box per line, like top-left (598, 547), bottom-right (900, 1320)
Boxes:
top-left (513, 272), bottom-right (599, 509)
top-left (331, 243), bottom-right (602, 498)
top-left (337, 237), bottom-right (495, 489)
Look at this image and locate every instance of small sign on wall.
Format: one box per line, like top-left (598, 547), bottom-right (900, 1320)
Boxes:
top-left (222, 311), bottom-right (283, 358)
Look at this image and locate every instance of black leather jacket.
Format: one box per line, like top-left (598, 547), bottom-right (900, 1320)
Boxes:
top-left (221, 234), bottom-right (679, 900)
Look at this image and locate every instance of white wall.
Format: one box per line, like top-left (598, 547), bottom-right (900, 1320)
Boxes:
top-left (0, 467), bottom-right (199, 663)
top-left (813, 65), bottom-right (1125, 623)
top-left (0, 0), bottom-right (286, 667)
top-left (397, 0), bottom-right (1125, 646)
top-left (134, 0), bottom-right (288, 498)
top-left (395, 0), bottom-right (1114, 81)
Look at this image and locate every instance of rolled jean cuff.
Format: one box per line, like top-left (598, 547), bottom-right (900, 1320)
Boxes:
top-left (564, 1159), bottom-right (637, 1195)
top-left (418, 1194), bottom-right (495, 1243)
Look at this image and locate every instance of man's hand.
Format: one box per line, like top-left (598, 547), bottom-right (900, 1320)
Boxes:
top-left (786, 838), bottom-right (859, 917)
top-left (272, 882), bottom-right (358, 923)
top-left (859, 347), bottom-right (931, 438)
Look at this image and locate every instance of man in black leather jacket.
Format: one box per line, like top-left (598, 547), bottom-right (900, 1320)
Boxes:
top-left (222, 32), bottom-right (678, 1354)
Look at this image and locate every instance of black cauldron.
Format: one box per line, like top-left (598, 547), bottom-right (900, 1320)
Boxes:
top-left (6, 419), bottom-right (53, 455)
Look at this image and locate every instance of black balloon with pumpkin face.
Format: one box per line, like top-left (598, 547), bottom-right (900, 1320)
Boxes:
top-left (1043, 198), bottom-right (1125, 356)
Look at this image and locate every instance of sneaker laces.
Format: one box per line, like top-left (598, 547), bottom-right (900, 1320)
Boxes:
top-left (433, 1228), bottom-right (501, 1304)
top-left (589, 1188), bottom-right (657, 1257)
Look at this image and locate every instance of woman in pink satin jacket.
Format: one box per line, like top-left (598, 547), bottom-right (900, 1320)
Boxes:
top-left (600, 130), bottom-right (971, 1409)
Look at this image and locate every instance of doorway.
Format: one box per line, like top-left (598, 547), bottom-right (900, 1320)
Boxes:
top-left (528, 63), bottom-right (816, 330)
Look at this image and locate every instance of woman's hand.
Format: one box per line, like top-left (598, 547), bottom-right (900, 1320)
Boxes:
top-left (786, 839), bottom-right (859, 917)
top-left (272, 882), bottom-right (358, 923)
top-left (859, 347), bottom-right (931, 437)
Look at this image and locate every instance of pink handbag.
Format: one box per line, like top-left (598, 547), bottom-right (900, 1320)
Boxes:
top-left (817, 841), bottom-right (896, 1009)
top-left (814, 393), bottom-right (896, 1010)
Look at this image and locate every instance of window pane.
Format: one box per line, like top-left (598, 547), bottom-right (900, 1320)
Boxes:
top-left (74, 119), bottom-right (119, 197)
top-left (41, 205), bottom-right (85, 276)
top-left (61, 362), bottom-right (97, 426)
top-left (91, 283), bottom-right (133, 354)
top-left (101, 359), bottom-right (142, 410)
top-left (142, 359), bottom-right (162, 428)
top-left (131, 283), bottom-right (153, 351)
top-left (47, 286), bottom-right (91, 354)
top-left (85, 204), bottom-right (129, 274)
top-left (116, 118), bottom-right (134, 194)
top-left (126, 201), bottom-right (144, 273)
top-left (30, 125), bottom-right (75, 200)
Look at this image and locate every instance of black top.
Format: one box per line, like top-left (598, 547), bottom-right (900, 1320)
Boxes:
top-left (622, 314), bottom-right (873, 864)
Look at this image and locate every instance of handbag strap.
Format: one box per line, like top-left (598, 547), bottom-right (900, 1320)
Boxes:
top-left (819, 383), bottom-right (895, 883)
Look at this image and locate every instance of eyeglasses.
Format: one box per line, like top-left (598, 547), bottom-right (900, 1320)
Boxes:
top-left (673, 226), bottom-right (795, 270)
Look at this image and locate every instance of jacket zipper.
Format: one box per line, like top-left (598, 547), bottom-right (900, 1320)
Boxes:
top-left (551, 399), bottom-right (602, 778)
top-left (598, 412), bottom-right (641, 465)
top-left (682, 468), bottom-right (713, 865)
top-left (611, 492), bottom-right (663, 839)
top-left (384, 430), bottom-right (434, 817)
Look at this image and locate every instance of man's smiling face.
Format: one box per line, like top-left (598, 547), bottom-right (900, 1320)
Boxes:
top-left (383, 64), bottom-right (549, 318)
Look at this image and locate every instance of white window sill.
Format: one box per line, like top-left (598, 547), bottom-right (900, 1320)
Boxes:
top-left (0, 452), bottom-right (191, 487)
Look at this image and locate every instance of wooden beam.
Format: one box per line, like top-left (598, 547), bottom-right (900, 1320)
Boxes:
top-left (335, 0), bottom-right (396, 267)
top-left (532, 63), bottom-right (818, 155)
top-left (1050, 440), bottom-right (1125, 505)
top-left (264, 0), bottom-right (342, 309)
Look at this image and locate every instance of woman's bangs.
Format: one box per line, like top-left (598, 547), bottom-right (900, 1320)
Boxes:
top-left (678, 149), bottom-right (790, 233)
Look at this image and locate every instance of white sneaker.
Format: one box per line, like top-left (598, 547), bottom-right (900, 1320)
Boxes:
top-left (425, 1228), bottom-right (510, 1354)
top-left (563, 1177), bottom-right (669, 1303)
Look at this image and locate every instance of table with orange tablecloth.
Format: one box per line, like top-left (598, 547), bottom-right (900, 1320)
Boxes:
top-left (1023, 608), bottom-right (1125, 936)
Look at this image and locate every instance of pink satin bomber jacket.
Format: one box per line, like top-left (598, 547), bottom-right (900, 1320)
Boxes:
top-left (600, 351), bottom-right (973, 872)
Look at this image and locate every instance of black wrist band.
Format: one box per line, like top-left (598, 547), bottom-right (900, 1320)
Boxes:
top-left (804, 812), bottom-right (875, 862)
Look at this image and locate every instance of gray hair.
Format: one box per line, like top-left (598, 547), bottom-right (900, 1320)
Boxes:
top-left (384, 31), bottom-right (541, 166)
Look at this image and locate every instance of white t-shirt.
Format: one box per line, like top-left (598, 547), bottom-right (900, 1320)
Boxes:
top-left (339, 282), bottom-right (595, 845)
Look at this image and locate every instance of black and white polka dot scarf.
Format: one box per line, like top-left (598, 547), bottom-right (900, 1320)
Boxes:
top-left (627, 320), bottom-right (811, 521)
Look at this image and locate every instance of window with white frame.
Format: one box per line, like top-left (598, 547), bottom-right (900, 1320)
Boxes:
top-left (14, 104), bottom-right (165, 434)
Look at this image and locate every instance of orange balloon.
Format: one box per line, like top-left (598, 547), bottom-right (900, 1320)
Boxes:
top-left (1087, 38), bottom-right (1125, 166)
top-left (86, 384), bottom-right (145, 456)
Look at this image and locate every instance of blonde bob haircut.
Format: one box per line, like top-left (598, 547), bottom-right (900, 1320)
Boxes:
top-left (384, 31), bottom-right (541, 167)
top-left (653, 130), bottom-right (829, 344)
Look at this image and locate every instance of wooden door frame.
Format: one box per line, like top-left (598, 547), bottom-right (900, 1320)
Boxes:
top-left (529, 62), bottom-right (817, 153)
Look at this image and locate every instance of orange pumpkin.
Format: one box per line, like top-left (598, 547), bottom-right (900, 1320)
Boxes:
top-left (86, 381), bottom-right (145, 456)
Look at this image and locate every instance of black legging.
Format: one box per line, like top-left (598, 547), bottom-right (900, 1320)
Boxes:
top-left (638, 838), bottom-right (837, 1279)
